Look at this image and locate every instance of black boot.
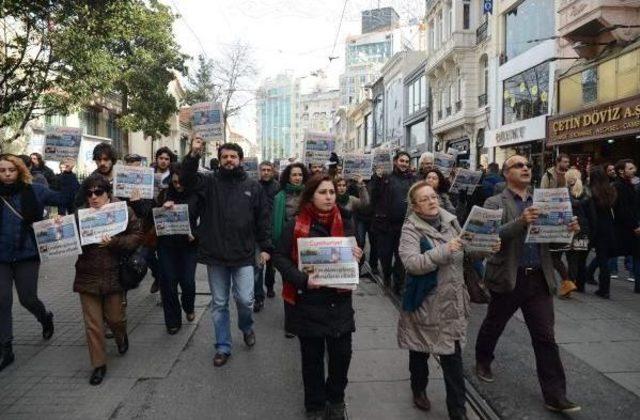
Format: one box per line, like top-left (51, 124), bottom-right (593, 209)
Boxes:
top-left (0, 342), bottom-right (15, 372)
top-left (89, 365), bottom-right (106, 385)
top-left (41, 311), bottom-right (54, 340)
top-left (325, 401), bottom-right (348, 420)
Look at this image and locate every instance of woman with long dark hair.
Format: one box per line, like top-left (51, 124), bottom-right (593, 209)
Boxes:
top-left (156, 163), bottom-right (203, 334)
top-left (272, 162), bottom-right (310, 337)
top-left (0, 154), bottom-right (73, 372)
top-left (587, 165), bottom-right (617, 298)
top-left (272, 174), bottom-right (363, 419)
top-left (423, 168), bottom-right (456, 214)
top-left (564, 169), bottom-right (591, 294)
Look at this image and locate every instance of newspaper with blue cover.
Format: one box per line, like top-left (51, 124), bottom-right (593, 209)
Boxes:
top-left (152, 204), bottom-right (192, 236)
top-left (297, 237), bottom-right (359, 289)
top-left (342, 153), bottom-right (373, 180)
top-left (33, 215), bottom-right (82, 261)
top-left (525, 188), bottom-right (574, 244)
top-left (459, 206), bottom-right (503, 252)
top-left (78, 201), bottom-right (129, 246)
top-left (113, 165), bottom-right (155, 199)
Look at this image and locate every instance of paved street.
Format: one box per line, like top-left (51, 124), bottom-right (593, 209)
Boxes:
top-left (0, 257), bottom-right (477, 420)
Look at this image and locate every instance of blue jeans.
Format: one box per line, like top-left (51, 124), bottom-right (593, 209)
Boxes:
top-left (158, 245), bottom-right (197, 328)
top-left (207, 265), bottom-right (254, 355)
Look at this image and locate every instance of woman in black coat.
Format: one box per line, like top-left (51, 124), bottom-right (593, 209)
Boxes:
top-left (272, 174), bottom-right (363, 420)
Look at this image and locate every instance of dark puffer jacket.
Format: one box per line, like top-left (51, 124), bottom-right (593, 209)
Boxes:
top-left (272, 213), bottom-right (356, 338)
top-left (73, 205), bottom-right (142, 295)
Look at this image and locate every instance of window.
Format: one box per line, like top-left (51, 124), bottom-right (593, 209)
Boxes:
top-left (502, 61), bottom-right (550, 124)
top-left (439, 10), bottom-right (445, 44)
top-left (45, 114), bottom-right (67, 127)
top-left (456, 68), bottom-right (462, 102)
top-left (582, 68), bottom-right (597, 103)
top-left (408, 120), bottom-right (427, 147)
top-left (81, 108), bottom-right (99, 136)
top-left (448, 83), bottom-right (454, 109)
top-left (449, 5), bottom-right (454, 35)
top-left (420, 75), bottom-right (427, 109)
top-left (463, 0), bottom-right (470, 29)
top-left (482, 56), bottom-right (489, 95)
top-left (505, 0), bottom-right (555, 61)
top-left (429, 20), bottom-right (435, 51)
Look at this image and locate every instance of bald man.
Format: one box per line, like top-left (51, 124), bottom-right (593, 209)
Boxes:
top-left (475, 155), bottom-right (581, 413)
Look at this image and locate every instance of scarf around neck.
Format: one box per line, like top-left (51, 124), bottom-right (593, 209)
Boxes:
top-left (282, 202), bottom-right (345, 305)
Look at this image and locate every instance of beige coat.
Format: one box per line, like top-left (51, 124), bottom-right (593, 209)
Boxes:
top-left (397, 209), bottom-right (469, 355)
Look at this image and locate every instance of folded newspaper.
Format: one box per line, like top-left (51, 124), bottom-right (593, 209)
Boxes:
top-left (33, 215), bottom-right (82, 261)
top-left (152, 204), bottom-right (192, 236)
top-left (297, 237), bottom-right (359, 290)
top-left (459, 206), bottom-right (503, 252)
top-left (450, 168), bottom-right (483, 195)
top-left (78, 201), bottom-right (129, 246)
top-left (525, 188), bottom-right (574, 244)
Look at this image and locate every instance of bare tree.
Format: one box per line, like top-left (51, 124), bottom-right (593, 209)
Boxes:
top-left (211, 40), bottom-right (257, 141)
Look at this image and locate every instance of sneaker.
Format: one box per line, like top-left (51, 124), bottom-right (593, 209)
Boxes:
top-left (545, 398), bottom-right (581, 413)
top-left (475, 362), bottom-right (495, 383)
top-left (325, 401), bottom-right (348, 420)
top-left (628, 277), bottom-right (635, 282)
top-left (253, 300), bottom-right (264, 313)
top-left (558, 280), bottom-right (577, 298)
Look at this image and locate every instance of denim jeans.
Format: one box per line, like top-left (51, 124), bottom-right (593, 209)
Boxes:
top-left (157, 245), bottom-right (197, 329)
top-left (207, 265), bottom-right (254, 355)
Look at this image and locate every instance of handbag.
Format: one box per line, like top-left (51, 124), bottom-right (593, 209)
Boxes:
top-left (118, 246), bottom-right (149, 290)
top-left (463, 256), bottom-right (490, 304)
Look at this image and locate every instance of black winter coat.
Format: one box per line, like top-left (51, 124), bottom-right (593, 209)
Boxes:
top-left (370, 169), bottom-right (417, 231)
top-left (181, 154), bottom-right (273, 267)
top-left (259, 178), bottom-right (280, 212)
top-left (272, 213), bottom-right (356, 338)
top-left (613, 180), bottom-right (640, 257)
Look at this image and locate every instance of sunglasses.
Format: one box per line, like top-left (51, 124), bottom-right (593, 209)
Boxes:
top-left (507, 162), bottom-right (533, 170)
top-left (86, 188), bottom-right (106, 198)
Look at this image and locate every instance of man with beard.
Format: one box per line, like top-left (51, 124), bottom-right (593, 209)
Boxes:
top-left (254, 161), bottom-right (280, 311)
top-left (182, 137), bottom-right (272, 367)
top-left (370, 151), bottom-right (418, 295)
top-left (74, 142), bottom-right (117, 208)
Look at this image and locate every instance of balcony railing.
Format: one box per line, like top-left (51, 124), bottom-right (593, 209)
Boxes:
top-left (476, 20), bottom-right (488, 45)
top-left (455, 101), bottom-right (462, 112)
top-left (478, 93), bottom-right (487, 107)
top-left (446, 106), bottom-right (451, 116)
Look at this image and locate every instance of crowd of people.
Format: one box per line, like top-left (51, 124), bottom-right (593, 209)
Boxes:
top-left (1, 136), bottom-right (640, 419)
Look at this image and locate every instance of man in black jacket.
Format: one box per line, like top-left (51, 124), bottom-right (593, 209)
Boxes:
top-left (370, 151), bottom-right (417, 295)
top-left (254, 161), bottom-right (280, 311)
top-left (182, 137), bottom-right (273, 367)
top-left (613, 159), bottom-right (640, 294)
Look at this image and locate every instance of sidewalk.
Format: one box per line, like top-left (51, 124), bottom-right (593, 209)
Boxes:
top-left (0, 257), bottom-right (470, 419)
top-left (463, 272), bottom-right (640, 419)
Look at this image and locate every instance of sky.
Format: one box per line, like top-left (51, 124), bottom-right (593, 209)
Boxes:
top-left (162, 0), bottom-right (425, 143)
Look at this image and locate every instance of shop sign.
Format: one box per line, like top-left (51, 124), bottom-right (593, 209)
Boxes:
top-left (548, 94), bottom-right (640, 146)
top-left (495, 126), bottom-right (526, 145)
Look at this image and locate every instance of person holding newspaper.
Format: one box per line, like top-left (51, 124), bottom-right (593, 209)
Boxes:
top-left (272, 174), bottom-right (363, 420)
top-left (182, 137), bottom-right (273, 368)
top-left (0, 154), bottom-right (74, 372)
top-left (74, 174), bottom-right (143, 385)
top-left (397, 181), bottom-right (500, 419)
top-left (474, 155), bottom-right (581, 414)
top-left (156, 162), bottom-right (203, 334)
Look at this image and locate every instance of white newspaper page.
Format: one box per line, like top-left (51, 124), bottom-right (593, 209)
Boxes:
top-left (113, 165), bottom-right (155, 199)
top-left (242, 157), bottom-right (259, 180)
top-left (191, 101), bottom-right (223, 141)
top-left (460, 206), bottom-right (503, 252)
top-left (373, 149), bottom-right (393, 174)
top-left (78, 201), bottom-right (129, 246)
top-left (43, 126), bottom-right (82, 161)
top-left (297, 237), bottom-right (359, 288)
top-left (450, 168), bottom-right (483, 195)
top-left (525, 188), bottom-right (574, 244)
top-left (33, 215), bottom-right (82, 261)
top-left (152, 204), bottom-right (192, 236)
top-left (342, 153), bottom-right (373, 180)
top-left (303, 131), bottom-right (334, 165)
top-left (434, 152), bottom-right (455, 177)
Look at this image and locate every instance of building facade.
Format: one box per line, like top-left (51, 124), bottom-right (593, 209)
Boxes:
top-left (256, 73), bottom-right (295, 162)
top-left (404, 58), bottom-right (430, 166)
top-left (426, 0), bottom-right (492, 170)
top-left (547, 0), bottom-right (640, 170)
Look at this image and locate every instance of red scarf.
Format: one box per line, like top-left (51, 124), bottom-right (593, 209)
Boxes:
top-left (283, 203), bottom-right (345, 305)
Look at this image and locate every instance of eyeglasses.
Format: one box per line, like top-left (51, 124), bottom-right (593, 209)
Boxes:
top-left (415, 195), bottom-right (439, 204)
top-left (507, 162), bottom-right (533, 170)
top-left (86, 188), bottom-right (106, 198)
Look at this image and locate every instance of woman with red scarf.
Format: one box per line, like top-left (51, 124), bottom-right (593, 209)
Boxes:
top-left (273, 174), bottom-right (363, 420)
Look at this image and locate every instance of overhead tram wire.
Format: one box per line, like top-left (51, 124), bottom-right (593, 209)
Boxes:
top-left (168, 0), bottom-right (209, 59)
top-left (330, 0), bottom-right (350, 60)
